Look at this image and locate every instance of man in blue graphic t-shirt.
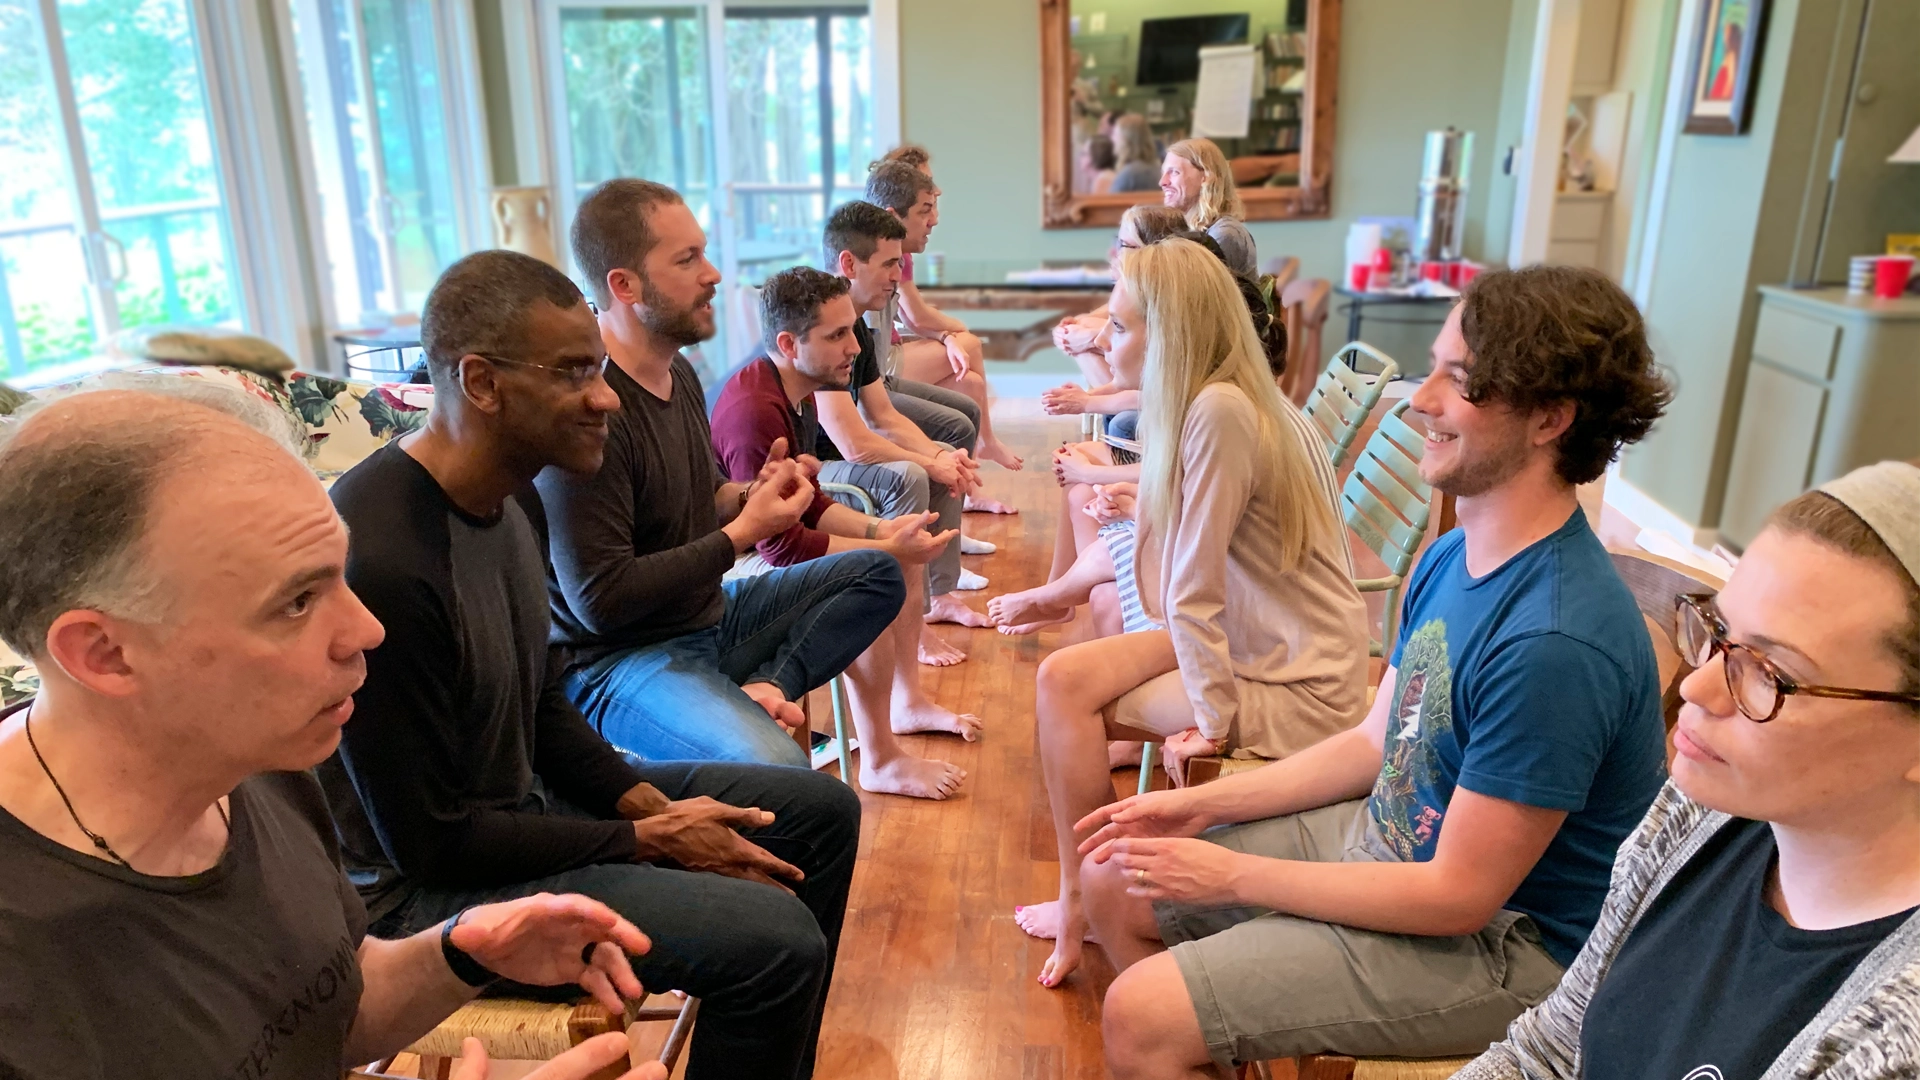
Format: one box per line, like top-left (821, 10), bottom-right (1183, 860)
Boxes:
top-left (1078, 265), bottom-right (1677, 1077)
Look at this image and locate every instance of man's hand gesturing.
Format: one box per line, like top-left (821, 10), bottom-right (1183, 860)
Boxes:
top-left (633, 797), bottom-right (806, 892)
top-left (725, 437), bottom-right (815, 551)
top-left (449, 894), bottom-right (651, 1014)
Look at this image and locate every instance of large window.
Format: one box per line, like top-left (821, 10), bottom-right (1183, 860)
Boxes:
top-left (0, 0), bottom-right (238, 380)
top-left (724, 7), bottom-right (871, 278)
top-left (289, 0), bottom-right (470, 326)
top-left (547, 2), bottom-right (871, 378)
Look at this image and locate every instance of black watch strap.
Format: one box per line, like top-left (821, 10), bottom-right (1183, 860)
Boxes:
top-left (440, 908), bottom-right (499, 988)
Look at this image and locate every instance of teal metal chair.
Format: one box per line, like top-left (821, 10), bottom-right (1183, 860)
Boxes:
top-left (1339, 399), bottom-right (1433, 657)
top-left (1302, 342), bottom-right (1399, 468)
top-left (812, 481), bottom-right (876, 783)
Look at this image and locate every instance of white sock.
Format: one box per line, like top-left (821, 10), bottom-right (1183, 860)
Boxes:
top-left (960, 535), bottom-right (996, 555)
top-left (955, 568), bottom-right (989, 591)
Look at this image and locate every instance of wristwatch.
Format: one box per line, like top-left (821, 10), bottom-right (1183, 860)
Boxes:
top-left (738, 480), bottom-right (758, 510)
top-left (865, 518), bottom-right (880, 540)
top-left (440, 908), bottom-right (499, 988)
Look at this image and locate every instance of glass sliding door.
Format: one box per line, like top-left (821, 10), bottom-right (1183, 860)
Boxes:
top-left (545, 0), bottom-right (870, 382)
top-left (558, 7), bottom-right (713, 219)
top-left (0, 0), bottom-right (239, 381)
top-left (287, 0), bottom-right (470, 324)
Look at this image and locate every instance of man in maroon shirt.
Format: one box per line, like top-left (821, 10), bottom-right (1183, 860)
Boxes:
top-left (710, 267), bottom-right (976, 800)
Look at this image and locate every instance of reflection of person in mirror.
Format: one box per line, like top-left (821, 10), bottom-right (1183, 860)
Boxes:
top-left (1082, 135), bottom-right (1117, 195)
top-left (1706, 15), bottom-right (1741, 101)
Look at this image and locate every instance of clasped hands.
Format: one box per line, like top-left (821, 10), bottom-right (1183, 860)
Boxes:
top-left (616, 784), bottom-right (805, 894)
top-left (1082, 482), bottom-right (1136, 526)
top-left (1071, 762), bottom-right (1246, 908)
top-left (1040, 382), bottom-right (1093, 416)
top-left (733, 438), bottom-right (817, 543)
top-left (924, 445), bottom-right (982, 498)
top-left (1051, 313), bottom-right (1103, 357)
top-left (1051, 442), bottom-right (1104, 487)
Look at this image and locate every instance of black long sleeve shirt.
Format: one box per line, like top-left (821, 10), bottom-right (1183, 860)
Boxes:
top-left (528, 356), bottom-right (737, 669)
top-left (322, 443), bottom-right (643, 918)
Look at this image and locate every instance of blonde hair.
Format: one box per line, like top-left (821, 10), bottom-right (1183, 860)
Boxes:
top-left (1165, 138), bottom-right (1244, 229)
top-left (1126, 239), bottom-right (1333, 574)
top-left (1113, 115), bottom-right (1157, 168)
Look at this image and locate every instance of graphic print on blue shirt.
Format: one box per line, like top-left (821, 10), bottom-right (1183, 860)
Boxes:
top-left (1361, 509), bottom-right (1668, 967)
top-left (1370, 618), bottom-right (1454, 858)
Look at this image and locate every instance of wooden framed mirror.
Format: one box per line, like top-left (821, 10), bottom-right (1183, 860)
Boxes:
top-left (1040, 0), bottom-right (1339, 229)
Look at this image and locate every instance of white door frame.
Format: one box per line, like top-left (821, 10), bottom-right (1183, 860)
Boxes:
top-left (1508, 0), bottom-right (1583, 268)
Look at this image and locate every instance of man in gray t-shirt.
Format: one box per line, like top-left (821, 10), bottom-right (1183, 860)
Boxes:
top-left (0, 382), bottom-right (659, 1080)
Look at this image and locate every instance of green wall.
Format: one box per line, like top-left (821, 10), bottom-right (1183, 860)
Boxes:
top-left (1618, 0), bottom-right (1855, 530)
top-left (900, 0), bottom-right (1518, 368)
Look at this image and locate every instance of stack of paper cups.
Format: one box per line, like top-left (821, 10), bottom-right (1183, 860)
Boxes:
top-left (1346, 223), bottom-right (1383, 292)
top-left (1848, 255), bottom-right (1881, 295)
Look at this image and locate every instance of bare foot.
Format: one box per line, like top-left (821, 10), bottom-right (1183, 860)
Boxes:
top-left (1044, 914), bottom-right (1090, 983)
top-left (927, 593), bottom-right (991, 628)
top-left (918, 629), bottom-right (969, 667)
top-left (979, 436), bottom-right (1025, 471)
top-left (1108, 739), bottom-right (1147, 770)
top-left (1013, 899), bottom-right (1102, 943)
top-left (988, 590), bottom-right (1073, 634)
top-left (860, 756), bottom-right (966, 800)
top-left (893, 699), bottom-right (983, 741)
top-left (964, 493), bottom-right (1019, 515)
top-left (740, 681), bottom-right (804, 731)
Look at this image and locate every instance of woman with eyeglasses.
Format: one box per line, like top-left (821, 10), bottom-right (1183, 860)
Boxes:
top-left (1459, 459), bottom-right (1920, 1080)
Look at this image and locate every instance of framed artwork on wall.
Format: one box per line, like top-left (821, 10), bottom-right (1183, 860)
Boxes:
top-left (1682, 0), bottom-right (1770, 135)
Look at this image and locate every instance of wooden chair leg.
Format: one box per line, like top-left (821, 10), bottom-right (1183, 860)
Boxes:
top-left (417, 1056), bottom-right (453, 1080)
top-left (659, 996), bottom-right (700, 1068)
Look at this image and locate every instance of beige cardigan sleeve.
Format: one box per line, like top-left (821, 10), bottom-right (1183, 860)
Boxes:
top-left (1160, 387), bottom-right (1256, 741)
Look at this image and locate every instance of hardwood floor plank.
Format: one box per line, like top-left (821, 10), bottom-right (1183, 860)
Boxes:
top-left (818, 414), bottom-right (1115, 1080)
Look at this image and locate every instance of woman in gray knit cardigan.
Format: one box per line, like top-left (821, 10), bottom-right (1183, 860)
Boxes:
top-left (1461, 459), bottom-right (1920, 1080)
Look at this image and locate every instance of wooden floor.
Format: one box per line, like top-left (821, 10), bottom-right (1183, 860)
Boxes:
top-left (811, 408), bottom-right (1127, 1080)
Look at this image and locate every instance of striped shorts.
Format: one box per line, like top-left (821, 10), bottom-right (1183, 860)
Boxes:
top-left (1099, 521), bottom-right (1163, 635)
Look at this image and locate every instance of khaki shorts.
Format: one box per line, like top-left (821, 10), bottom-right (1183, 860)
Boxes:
top-left (1155, 799), bottom-right (1565, 1067)
top-left (1107, 669), bottom-right (1354, 759)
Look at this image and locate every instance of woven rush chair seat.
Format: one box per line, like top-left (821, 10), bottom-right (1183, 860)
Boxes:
top-left (1246, 1054), bottom-right (1479, 1079)
top-left (356, 994), bottom-right (697, 1080)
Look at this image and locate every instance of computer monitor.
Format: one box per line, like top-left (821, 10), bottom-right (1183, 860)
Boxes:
top-left (1135, 13), bottom-right (1251, 85)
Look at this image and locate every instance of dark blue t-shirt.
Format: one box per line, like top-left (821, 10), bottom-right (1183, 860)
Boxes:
top-left (1368, 509), bottom-right (1666, 966)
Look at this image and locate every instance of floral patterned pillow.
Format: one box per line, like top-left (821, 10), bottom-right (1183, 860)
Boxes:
top-left (124, 364), bottom-right (431, 484)
top-left (0, 639), bottom-right (35, 710)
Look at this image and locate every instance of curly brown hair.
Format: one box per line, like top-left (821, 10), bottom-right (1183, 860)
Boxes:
top-left (1458, 264), bottom-right (1673, 486)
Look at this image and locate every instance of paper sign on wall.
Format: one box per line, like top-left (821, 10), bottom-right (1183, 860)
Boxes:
top-left (1192, 44), bottom-right (1257, 140)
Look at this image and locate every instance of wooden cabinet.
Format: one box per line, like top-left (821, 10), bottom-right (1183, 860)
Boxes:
top-left (1719, 286), bottom-right (1920, 547)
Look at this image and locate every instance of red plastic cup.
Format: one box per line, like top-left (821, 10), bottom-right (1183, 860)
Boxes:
top-left (1372, 247), bottom-right (1394, 274)
top-left (1349, 263), bottom-right (1370, 290)
top-left (1420, 261), bottom-right (1445, 282)
top-left (1456, 262), bottom-right (1482, 288)
top-left (1874, 256), bottom-right (1915, 299)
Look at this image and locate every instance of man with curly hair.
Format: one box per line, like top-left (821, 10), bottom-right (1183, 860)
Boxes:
top-left (1076, 265), bottom-right (1677, 1076)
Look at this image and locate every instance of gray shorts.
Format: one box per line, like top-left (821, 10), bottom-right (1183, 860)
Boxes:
top-left (1155, 799), bottom-right (1565, 1067)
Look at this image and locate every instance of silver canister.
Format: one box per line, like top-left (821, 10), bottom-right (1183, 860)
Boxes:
top-left (1414, 128), bottom-right (1473, 263)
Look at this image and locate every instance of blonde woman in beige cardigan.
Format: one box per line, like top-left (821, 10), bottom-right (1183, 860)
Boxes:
top-left (1014, 239), bottom-right (1368, 987)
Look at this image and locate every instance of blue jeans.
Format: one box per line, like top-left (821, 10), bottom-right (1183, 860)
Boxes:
top-left (565, 549), bottom-right (902, 766)
top-left (367, 762), bottom-right (861, 1080)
